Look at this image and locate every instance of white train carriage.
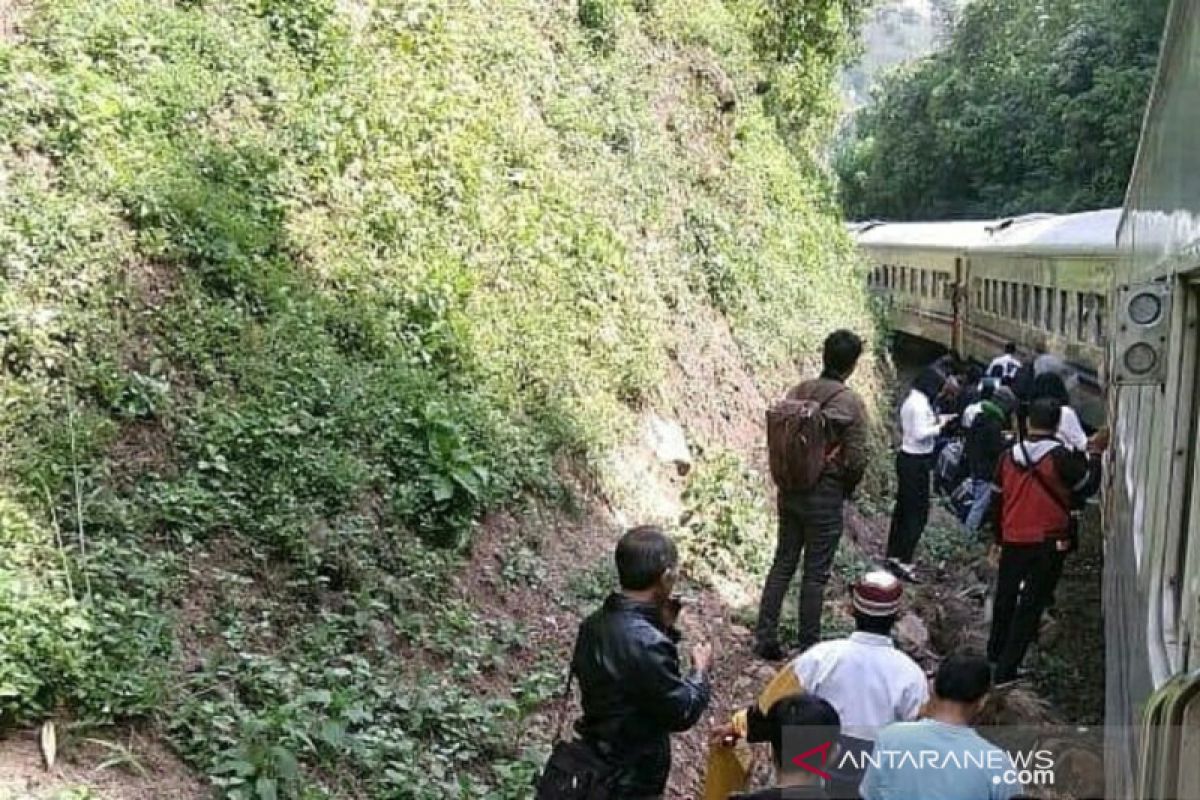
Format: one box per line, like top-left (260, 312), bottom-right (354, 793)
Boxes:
top-left (857, 210), bottom-right (1118, 425)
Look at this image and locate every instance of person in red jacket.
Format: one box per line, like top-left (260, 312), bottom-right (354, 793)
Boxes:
top-left (987, 397), bottom-right (1101, 682)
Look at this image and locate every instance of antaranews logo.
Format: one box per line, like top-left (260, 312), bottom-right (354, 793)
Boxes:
top-left (790, 741), bottom-right (835, 781)
top-left (838, 747), bottom-right (1056, 788)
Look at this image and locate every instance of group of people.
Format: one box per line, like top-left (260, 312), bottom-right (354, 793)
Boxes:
top-left (537, 331), bottom-right (1107, 800)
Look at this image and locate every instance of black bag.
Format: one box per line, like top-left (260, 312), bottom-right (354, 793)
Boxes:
top-left (536, 739), bottom-right (617, 800)
top-left (535, 671), bottom-right (617, 799)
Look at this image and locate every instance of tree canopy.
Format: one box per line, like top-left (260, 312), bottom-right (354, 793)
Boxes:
top-left (836, 0), bottom-right (1169, 220)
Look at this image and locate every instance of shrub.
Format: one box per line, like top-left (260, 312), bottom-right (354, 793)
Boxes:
top-left (0, 496), bottom-right (90, 722)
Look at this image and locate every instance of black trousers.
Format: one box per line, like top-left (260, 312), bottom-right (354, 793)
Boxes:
top-left (988, 540), bottom-right (1066, 681)
top-left (886, 451), bottom-right (934, 563)
top-left (755, 477), bottom-right (845, 651)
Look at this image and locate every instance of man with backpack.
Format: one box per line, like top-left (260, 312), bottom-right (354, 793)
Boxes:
top-left (987, 398), bottom-right (1101, 682)
top-left (962, 386), bottom-right (1015, 533)
top-left (756, 330), bottom-right (869, 661)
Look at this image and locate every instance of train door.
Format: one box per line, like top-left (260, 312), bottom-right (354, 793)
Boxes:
top-left (952, 256), bottom-right (966, 354)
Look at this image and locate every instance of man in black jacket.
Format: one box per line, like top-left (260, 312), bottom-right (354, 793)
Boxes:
top-left (572, 526), bottom-right (714, 798)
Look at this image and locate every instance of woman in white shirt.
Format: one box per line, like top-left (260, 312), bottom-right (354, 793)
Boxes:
top-left (886, 368), bottom-right (951, 581)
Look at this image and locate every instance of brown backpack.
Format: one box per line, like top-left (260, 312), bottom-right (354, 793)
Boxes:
top-left (766, 385), bottom-right (847, 492)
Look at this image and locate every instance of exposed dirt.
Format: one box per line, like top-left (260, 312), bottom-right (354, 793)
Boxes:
top-left (0, 726), bottom-right (204, 799)
top-left (662, 304), bottom-right (769, 464)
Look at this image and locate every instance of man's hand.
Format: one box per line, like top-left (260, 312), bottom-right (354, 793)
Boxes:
top-left (1087, 427), bottom-right (1110, 454)
top-left (709, 721), bottom-right (739, 748)
top-left (691, 640), bottom-right (714, 674)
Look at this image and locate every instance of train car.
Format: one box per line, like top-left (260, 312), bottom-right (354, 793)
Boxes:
top-left (859, 218), bottom-right (997, 352)
top-left (857, 210), bottom-right (1118, 425)
top-left (1107, 1), bottom-right (1200, 797)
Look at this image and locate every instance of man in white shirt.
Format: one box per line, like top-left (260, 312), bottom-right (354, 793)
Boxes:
top-left (988, 343), bottom-right (1022, 383)
top-left (709, 571), bottom-right (929, 798)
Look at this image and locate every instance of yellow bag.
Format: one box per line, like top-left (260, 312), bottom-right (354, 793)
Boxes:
top-left (700, 663), bottom-right (807, 799)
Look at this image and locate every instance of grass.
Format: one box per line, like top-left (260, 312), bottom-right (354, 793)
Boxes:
top-left (0, 0), bottom-right (879, 796)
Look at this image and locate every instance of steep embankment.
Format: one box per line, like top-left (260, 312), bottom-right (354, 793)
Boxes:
top-left (1, 1), bottom-right (882, 797)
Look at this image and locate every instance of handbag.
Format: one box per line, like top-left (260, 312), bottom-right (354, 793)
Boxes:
top-left (535, 671), bottom-right (618, 800)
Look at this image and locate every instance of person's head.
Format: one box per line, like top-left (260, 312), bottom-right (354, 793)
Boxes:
top-left (1027, 396), bottom-right (1063, 435)
top-left (851, 570), bottom-right (902, 635)
top-left (1005, 342), bottom-right (1017, 355)
top-left (993, 386), bottom-right (1018, 417)
top-left (1032, 371), bottom-right (1070, 405)
top-left (913, 367), bottom-right (946, 401)
top-left (615, 525), bottom-right (678, 601)
top-left (765, 693), bottom-right (841, 780)
top-left (932, 653), bottom-right (993, 719)
top-left (822, 329), bottom-right (864, 380)
top-left (965, 364), bottom-right (983, 385)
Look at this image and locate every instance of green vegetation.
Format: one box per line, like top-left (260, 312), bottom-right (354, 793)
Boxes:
top-left (1, 0), bottom-right (877, 795)
top-left (836, 0), bottom-right (1169, 219)
top-left (678, 451), bottom-right (773, 587)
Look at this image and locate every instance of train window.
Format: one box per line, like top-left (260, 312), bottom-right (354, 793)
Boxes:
top-left (1077, 292), bottom-right (1088, 341)
top-left (921, 270), bottom-right (929, 298)
top-left (1033, 287), bottom-right (1042, 328)
top-left (973, 278), bottom-right (982, 311)
top-left (1059, 289), bottom-right (1069, 335)
top-left (1044, 288), bottom-right (1053, 331)
top-left (991, 280), bottom-right (998, 314)
top-left (1001, 282), bottom-right (1009, 317)
top-left (1094, 294), bottom-right (1106, 344)
top-left (943, 274), bottom-right (953, 301)
top-left (1021, 284), bottom-right (1031, 323)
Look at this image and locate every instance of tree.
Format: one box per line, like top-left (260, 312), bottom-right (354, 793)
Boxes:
top-left (836, 0), bottom-right (1168, 220)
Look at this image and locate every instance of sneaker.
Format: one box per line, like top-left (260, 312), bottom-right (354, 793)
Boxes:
top-left (752, 641), bottom-right (788, 662)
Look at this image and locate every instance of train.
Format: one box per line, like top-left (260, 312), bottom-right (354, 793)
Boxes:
top-left (856, 208), bottom-right (1117, 426)
top-left (850, 2), bottom-right (1200, 796)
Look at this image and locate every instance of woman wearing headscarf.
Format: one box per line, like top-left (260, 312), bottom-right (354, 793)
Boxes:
top-left (886, 368), bottom-right (952, 581)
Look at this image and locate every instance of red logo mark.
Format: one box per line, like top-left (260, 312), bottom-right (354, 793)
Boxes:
top-left (791, 741), bottom-right (834, 780)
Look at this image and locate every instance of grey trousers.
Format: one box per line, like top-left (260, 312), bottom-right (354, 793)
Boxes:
top-left (755, 478), bottom-right (846, 651)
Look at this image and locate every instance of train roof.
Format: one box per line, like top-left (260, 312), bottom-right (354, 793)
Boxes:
top-left (853, 208), bottom-right (1122, 257)
top-left (972, 208), bottom-right (1122, 256)
top-left (852, 219), bottom-right (998, 251)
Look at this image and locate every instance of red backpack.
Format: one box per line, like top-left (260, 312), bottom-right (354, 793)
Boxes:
top-left (766, 384), bottom-right (847, 492)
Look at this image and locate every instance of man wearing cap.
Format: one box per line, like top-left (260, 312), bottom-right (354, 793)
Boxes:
top-left (704, 572), bottom-right (928, 800)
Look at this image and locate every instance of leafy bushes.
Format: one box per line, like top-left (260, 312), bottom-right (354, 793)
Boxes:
top-left (0, 0), bottom-right (879, 794)
top-left (0, 496), bottom-right (89, 722)
top-left (678, 452), bottom-right (773, 587)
